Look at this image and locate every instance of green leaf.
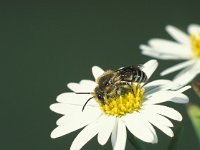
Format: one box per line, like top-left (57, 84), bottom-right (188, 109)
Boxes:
top-left (127, 130), bottom-right (146, 150)
top-left (187, 103), bottom-right (200, 143)
top-left (167, 125), bottom-right (184, 150)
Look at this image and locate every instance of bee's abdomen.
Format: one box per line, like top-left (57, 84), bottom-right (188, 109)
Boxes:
top-left (133, 69), bottom-right (147, 83)
top-left (117, 66), bottom-right (148, 83)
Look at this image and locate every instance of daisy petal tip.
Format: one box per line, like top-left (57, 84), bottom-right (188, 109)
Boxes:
top-left (49, 104), bottom-right (56, 111)
top-left (152, 139), bottom-right (158, 144)
top-left (175, 110), bottom-right (183, 121)
top-left (56, 93), bottom-right (65, 102)
top-left (140, 44), bottom-right (153, 51)
top-left (178, 116), bottom-right (183, 122)
top-left (185, 85), bottom-right (191, 90)
top-left (148, 137), bottom-right (157, 144)
top-left (175, 113), bottom-right (183, 122)
top-left (188, 24), bottom-right (200, 34)
top-left (50, 129), bottom-right (59, 139)
top-left (97, 138), bottom-right (106, 146)
top-left (92, 66), bottom-right (104, 79)
top-left (169, 131), bottom-right (174, 138)
top-left (165, 25), bottom-right (173, 31)
top-left (150, 135), bottom-right (158, 144)
top-left (144, 59), bottom-right (158, 68)
top-left (151, 59), bottom-right (158, 66)
top-left (142, 59), bottom-right (158, 79)
top-left (67, 83), bottom-right (75, 91)
top-left (151, 59), bottom-right (158, 65)
top-left (139, 44), bottom-right (147, 50)
top-left (92, 66), bottom-right (99, 70)
top-left (66, 82), bottom-right (71, 87)
top-left (92, 66), bottom-right (103, 72)
top-left (178, 85), bottom-right (191, 93)
top-left (160, 71), bottom-right (167, 76)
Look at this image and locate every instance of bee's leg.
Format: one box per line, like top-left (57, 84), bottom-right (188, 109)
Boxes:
top-left (106, 95), bottom-right (110, 103)
top-left (125, 82), bottom-right (135, 97)
top-left (136, 77), bottom-right (142, 90)
top-left (114, 86), bottom-right (119, 99)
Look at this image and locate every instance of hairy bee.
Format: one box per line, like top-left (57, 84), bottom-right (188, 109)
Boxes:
top-left (79, 66), bottom-right (147, 111)
top-left (94, 66), bottom-right (147, 103)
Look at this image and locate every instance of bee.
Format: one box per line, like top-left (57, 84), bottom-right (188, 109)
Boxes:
top-left (76, 65), bottom-right (148, 111)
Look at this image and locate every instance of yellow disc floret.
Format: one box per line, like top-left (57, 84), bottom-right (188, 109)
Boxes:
top-left (190, 32), bottom-right (200, 58)
top-left (98, 84), bottom-right (144, 117)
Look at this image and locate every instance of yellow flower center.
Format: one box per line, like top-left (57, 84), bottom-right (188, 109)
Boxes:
top-left (98, 84), bottom-right (144, 117)
top-left (190, 32), bottom-right (200, 58)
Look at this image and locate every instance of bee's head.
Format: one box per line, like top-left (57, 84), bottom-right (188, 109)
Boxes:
top-left (94, 87), bottom-right (105, 104)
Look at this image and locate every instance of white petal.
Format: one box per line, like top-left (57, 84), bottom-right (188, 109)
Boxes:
top-left (148, 39), bottom-right (191, 57)
top-left (194, 61), bottom-right (200, 74)
top-left (51, 109), bottom-right (101, 139)
top-left (56, 107), bottom-right (101, 126)
top-left (70, 116), bottom-right (103, 150)
top-left (51, 116), bottom-right (97, 139)
top-left (112, 120), bottom-right (127, 150)
top-left (188, 24), bottom-right (200, 35)
top-left (141, 110), bottom-right (173, 127)
top-left (56, 92), bottom-right (97, 106)
top-left (144, 79), bottom-right (173, 89)
top-left (141, 110), bottom-right (174, 137)
top-left (170, 94), bottom-right (189, 103)
top-left (67, 80), bottom-right (96, 92)
top-left (50, 103), bottom-right (99, 115)
top-left (97, 116), bottom-right (116, 145)
top-left (143, 91), bottom-right (187, 105)
top-left (111, 121), bottom-right (118, 148)
top-left (51, 122), bottom-right (86, 139)
top-left (144, 79), bottom-right (179, 95)
top-left (92, 66), bottom-right (104, 80)
top-left (141, 59), bottom-right (158, 79)
top-left (80, 80), bottom-right (97, 91)
top-left (141, 45), bottom-right (184, 60)
top-left (166, 25), bottom-right (189, 45)
top-left (143, 118), bottom-right (158, 143)
top-left (155, 125), bottom-right (174, 137)
top-left (173, 63), bottom-right (200, 86)
top-left (142, 105), bottom-right (182, 121)
top-left (50, 103), bottom-right (81, 115)
top-left (67, 83), bottom-right (80, 92)
top-left (123, 112), bottom-right (157, 143)
top-left (140, 44), bottom-right (153, 52)
top-left (177, 85), bottom-right (191, 93)
top-left (160, 60), bottom-right (195, 76)
top-left (173, 70), bottom-right (196, 86)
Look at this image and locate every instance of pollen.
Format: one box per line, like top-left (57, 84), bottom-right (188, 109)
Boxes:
top-left (98, 84), bottom-right (144, 117)
top-left (190, 32), bottom-right (200, 58)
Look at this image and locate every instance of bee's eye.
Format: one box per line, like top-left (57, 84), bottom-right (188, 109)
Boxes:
top-left (97, 94), bottom-right (104, 101)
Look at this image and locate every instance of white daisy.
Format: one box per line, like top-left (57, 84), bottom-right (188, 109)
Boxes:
top-left (50, 60), bottom-right (190, 150)
top-left (140, 24), bottom-right (200, 86)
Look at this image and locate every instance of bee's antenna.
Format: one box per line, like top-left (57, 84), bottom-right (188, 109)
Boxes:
top-left (82, 97), bottom-right (94, 112)
top-left (75, 92), bottom-right (93, 94)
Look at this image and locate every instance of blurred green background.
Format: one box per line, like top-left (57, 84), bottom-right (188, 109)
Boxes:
top-left (1, 0), bottom-right (200, 149)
